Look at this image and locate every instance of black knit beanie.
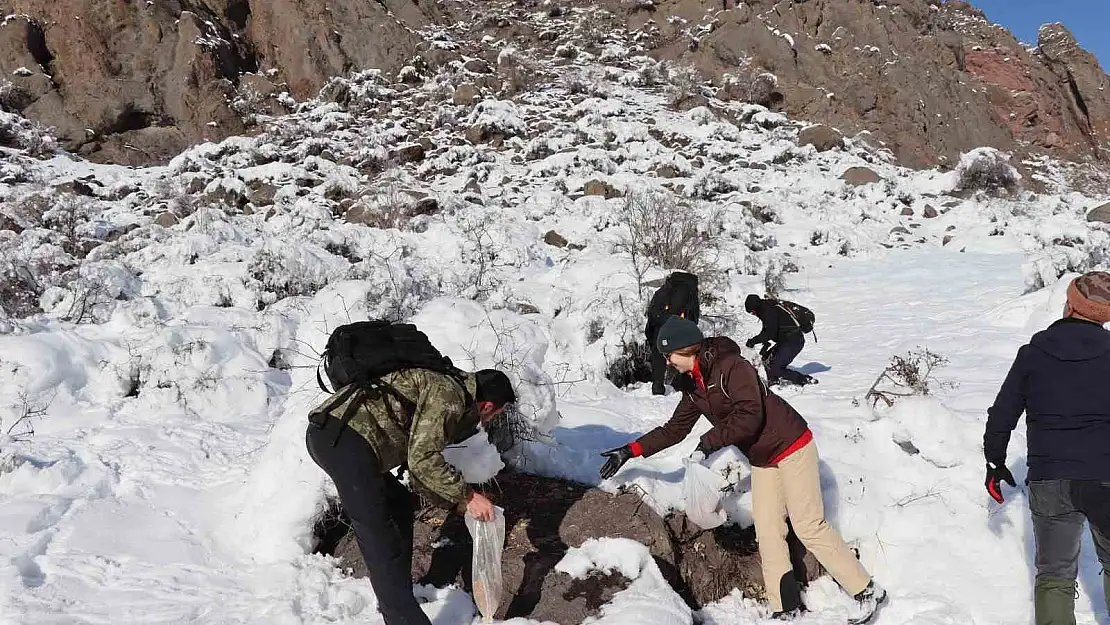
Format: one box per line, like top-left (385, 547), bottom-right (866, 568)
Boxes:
top-left (656, 315), bottom-right (704, 354)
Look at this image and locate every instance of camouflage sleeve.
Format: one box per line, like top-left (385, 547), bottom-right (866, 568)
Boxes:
top-left (405, 372), bottom-right (471, 508)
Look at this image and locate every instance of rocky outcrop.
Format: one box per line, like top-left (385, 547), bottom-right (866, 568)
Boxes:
top-left (0, 0), bottom-right (439, 164)
top-left (625, 0), bottom-right (1110, 169)
top-left (320, 472), bottom-right (820, 623)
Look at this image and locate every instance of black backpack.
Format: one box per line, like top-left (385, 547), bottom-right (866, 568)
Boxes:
top-left (646, 272), bottom-right (701, 339)
top-left (774, 300), bottom-right (816, 335)
top-left (314, 320), bottom-right (469, 444)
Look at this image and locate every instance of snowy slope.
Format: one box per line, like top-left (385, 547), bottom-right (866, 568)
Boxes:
top-left (2, 3), bottom-right (1110, 624)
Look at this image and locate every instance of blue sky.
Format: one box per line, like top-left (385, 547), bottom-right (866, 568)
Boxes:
top-left (968, 0), bottom-right (1109, 70)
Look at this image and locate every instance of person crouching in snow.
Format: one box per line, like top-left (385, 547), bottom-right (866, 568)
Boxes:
top-left (598, 315), bottom-right (886, 622)
top-left (984, 271), bottom-right (1110, 625)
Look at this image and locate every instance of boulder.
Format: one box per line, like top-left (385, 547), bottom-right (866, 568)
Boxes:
top-left (544, 230), bottom-right (569, 248)
top-left (584, 179), bottom-right (622, 199)
top-left (463, 59), bottom-right (493, 74)
top-left (453, 83), bottom-right (481, 106)
top-left (922, 204), bottom-right (939, 219)
top-left (841, 167), bottom-right (881, 186)
top-left (323, 472), bottom-right (820, 623)
top-left (1086, 202), bottom-right (1110, 224)
top-left (247, 182), bottom-right (279, 207)
top-left (154, 212), bottom-right (179, 227)
top-left (390, 143), bottom-right (426, 163)
top-left (798, 125), bottom-right (844, 152)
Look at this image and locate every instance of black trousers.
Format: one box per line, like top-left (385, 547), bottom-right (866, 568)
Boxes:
top-left (650, 348), bottom-right (668, 394)
top-left (765, 334), bottom-right (808, 385)
top-left (306, 420), bottom-right (430, 625)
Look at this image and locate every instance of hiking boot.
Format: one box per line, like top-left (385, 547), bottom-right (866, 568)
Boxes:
top-left (651, 382), bottom-right (666, 396)
top-left (771, 608), bottom-right (805, 620)
top-left (847, 581), bottom-right (887, 625)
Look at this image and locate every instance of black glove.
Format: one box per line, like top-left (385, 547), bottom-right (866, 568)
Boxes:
top-left (599, 445), bottom-right (634, 480)
top-left (745, 338), bottom-right (758, 349)
top-left (695, 440), bottom-right (712, 456)
top-left (985, 461), bottom-right (1016, 503)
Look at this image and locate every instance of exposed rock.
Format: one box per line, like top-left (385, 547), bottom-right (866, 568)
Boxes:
top-left (798, 125), bottom-right (845, 152)
top-left (463, 59), bottom-right (493, 74)
top-left (943, 235), bottom-right (955, 246)
top-left (656, 164), bottom-right (679, 179)
top-left (247, 183), bottom-right (279, 207)
top-left (326, 472), bottom-right (820, 622)
top-left (513, 302), bottom-right (541, 315)
top-left (390, 143), bottom-right (426, 164)
top-left (901, 207), bottom-right (914, 216)
top-left (154, 212), bottom-right (179, 227)
top-left (454, 83), bottom-right (481, 106)
top-left (841, 167), bottom-right (882, 186)
top-left (1087, 202), bottom-right (1110, 223)
top-left (412, 197), bottom-right (440, 217)
top-left (923, 204), bottom-right (939, 219)
top-left (544, 230), bottom-right (569, 248)
top-left (0, 211), bottom-right (24, 234)
top-left (584, 179), bottom-right (622, 199)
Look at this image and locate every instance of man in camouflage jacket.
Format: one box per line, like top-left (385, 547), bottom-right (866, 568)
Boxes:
top-left (307, 367), bottom-right (516, 625)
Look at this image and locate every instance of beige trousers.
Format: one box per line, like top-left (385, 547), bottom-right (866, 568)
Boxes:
top-left (751, 440), bottom-right (871, 611)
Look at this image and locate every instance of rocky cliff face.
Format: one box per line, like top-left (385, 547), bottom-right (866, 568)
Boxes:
top-left (0, 0), bottom-right (1106, 171)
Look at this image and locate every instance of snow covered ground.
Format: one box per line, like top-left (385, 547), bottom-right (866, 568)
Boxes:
top-left (2, 5), bottom-right (1110, 623)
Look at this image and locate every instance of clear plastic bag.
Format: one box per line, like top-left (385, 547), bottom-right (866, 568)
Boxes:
top-left (683, 457), bottom-right (727, 529)
top-left (464, 505), bottom-right (506, 622)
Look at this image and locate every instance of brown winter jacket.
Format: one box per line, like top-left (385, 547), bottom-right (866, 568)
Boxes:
top-left (634, 337), bottom-right (809, 467)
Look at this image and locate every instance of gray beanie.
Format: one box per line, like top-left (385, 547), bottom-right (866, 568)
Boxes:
top-left (656, 315), bottom-right (704, 354)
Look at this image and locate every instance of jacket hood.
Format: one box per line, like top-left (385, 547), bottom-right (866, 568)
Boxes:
top-left (1031, 318), bottom-right (1110, 362)
top-left (668, 271), bottom-right (699, 286)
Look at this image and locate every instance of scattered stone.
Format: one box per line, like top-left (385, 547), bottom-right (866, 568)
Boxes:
top-left (247, 182), bottom-right (278, 207)
top-left (841, 167), bottom-right (881, 186)
top-left (923, 204), bottom-right (939, 219)
top-left (890, 226), bottom-right (911, 236)
top-left (901, 207), bottom-right (914, 216)
top-left (943, 235), bottom-right (955, 246)
top-left (453, 83), bottom-right (480, 106)
top-left (390, 143), bottom-right (426, 163)
top-left (798, 124), bottom-right (844, 152)
top-left (154, 212), bottom-right (179, 227)
top-left (514, 302), bottom-right (541, 315)
top-left (412, 198), bottom-right (440, 216)
top-left (584, 179), bottom-right (622, 199)
top-left (656, 164), bottom-right (679, 179)
top-left (463, 59), bottom-right (492, 74)
top-left (544, 230), bottom-right (569, 248)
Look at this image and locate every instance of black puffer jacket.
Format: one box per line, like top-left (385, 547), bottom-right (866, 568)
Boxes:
top-left (747, 298), bottom-right (802, 345)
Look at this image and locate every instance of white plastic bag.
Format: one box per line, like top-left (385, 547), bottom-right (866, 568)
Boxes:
top-left (465, 505), bottom-right (506, 621)
top-left (683, 457), bottom-right (727, 529)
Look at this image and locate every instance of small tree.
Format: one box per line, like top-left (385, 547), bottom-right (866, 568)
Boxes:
top-left (615, 191), bottom-right (722, 296)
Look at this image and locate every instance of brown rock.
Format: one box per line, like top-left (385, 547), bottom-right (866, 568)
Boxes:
top-left (901, 207), bottom-right (914, 216)
top-left (0, 211), bottom-right (24, 234)
top-left (943, 235), bottom-right (955, 246)
top-left (544, 230), bottom-right (569, 248)
top-left (326, 472), bottom-right (820, 621)
top-left (454, 83), bottom-right (481, 106)
top-left (154, 212), bottom-right (179, 227)
top-left (798, 125), bottom-right (845, 152)
top-left (656, 164), bottom-right (679, 179)
top-left (411, 197), bottom-right (440, 216)
top-left (247, 183), bottom-right (278, 207)
top-left (463, 59), bottom-right (492, 74)
top-left (1087, 202), bottom-right (1110, 223)
top-left (841, 167), bottom-right (881, 186)
top-left (584, 179), bottom-right (622, 199)
top-left (390, 143), bottom-right (426, 163)
top-left (923, 204), bottom-right (939, 219)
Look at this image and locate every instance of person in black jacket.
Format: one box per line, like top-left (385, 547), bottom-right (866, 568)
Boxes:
top-left (744, 294), bottom-right (814, 387)
top-left (984, 271), bottom-right (1110, 625)
top-left (645, 272), bottom-right (700, 395)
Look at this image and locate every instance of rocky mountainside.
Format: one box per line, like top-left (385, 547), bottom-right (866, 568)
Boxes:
top-left (0, 0), bottom-right (1107, 174)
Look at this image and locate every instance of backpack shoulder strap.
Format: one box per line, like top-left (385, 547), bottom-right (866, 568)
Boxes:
top-left (776, 301), bottom-right (801, 328)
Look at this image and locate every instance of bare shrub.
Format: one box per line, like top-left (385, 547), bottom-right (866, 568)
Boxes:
top-left (3, 389), bottom-right (52, 443)
top-left (865, 348), bottom-right (953, 408)
top-left (763, 265), bottom-right (787, 299)
top-left (954, 147), bottom-right (1021, 194)
top-left (605, 339), bottom-right (653, 389)
top-left (497, 47), bottom-right (541, 97)
top-left (664, 63), bottom-right (706, 109)
top-left (617, 191), bottom-right (723, 293)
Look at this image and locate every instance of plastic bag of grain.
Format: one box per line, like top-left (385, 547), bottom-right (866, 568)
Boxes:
top-left (465, 505), bottom-right (506, 621)
top-left (683, 457), bottom-right (727, 530)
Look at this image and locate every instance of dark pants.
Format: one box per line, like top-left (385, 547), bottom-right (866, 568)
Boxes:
top-left (306, 419), bottom-right (430, 625)
top-left (650, 348), bottom-right (668, 395)
top-left (765, 334), bottom-right (808, 385)
top-left (1029, 480), bottom-right (1110, 625)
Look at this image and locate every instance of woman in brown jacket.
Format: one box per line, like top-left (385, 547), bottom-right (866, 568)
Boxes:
top-left (599, 315), bottom-right (886, 623)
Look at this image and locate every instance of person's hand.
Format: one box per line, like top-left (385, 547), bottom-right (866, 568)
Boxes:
top-left (985, 462), bottom-right (1016, 503)
top-left (599, 445), bottom-right (634, 480)
top-left (466, 491), bottom-right (495, 521)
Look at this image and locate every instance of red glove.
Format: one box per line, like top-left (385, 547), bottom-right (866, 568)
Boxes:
top-left (985, 462), bottom-right (1016, 503)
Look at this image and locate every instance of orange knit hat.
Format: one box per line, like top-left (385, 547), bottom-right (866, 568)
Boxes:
top-left (1067, 271), bottom-right (1110, 324)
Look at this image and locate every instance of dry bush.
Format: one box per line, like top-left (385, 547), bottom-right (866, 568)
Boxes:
top-left (664, 63), bottom-right (707, 109)
top-left (616, 191), bottom-right (723, 292)
top-left (865, 348), bottom-right (952, 408)
top-left (954, 148), bottom-right (1021, 194)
